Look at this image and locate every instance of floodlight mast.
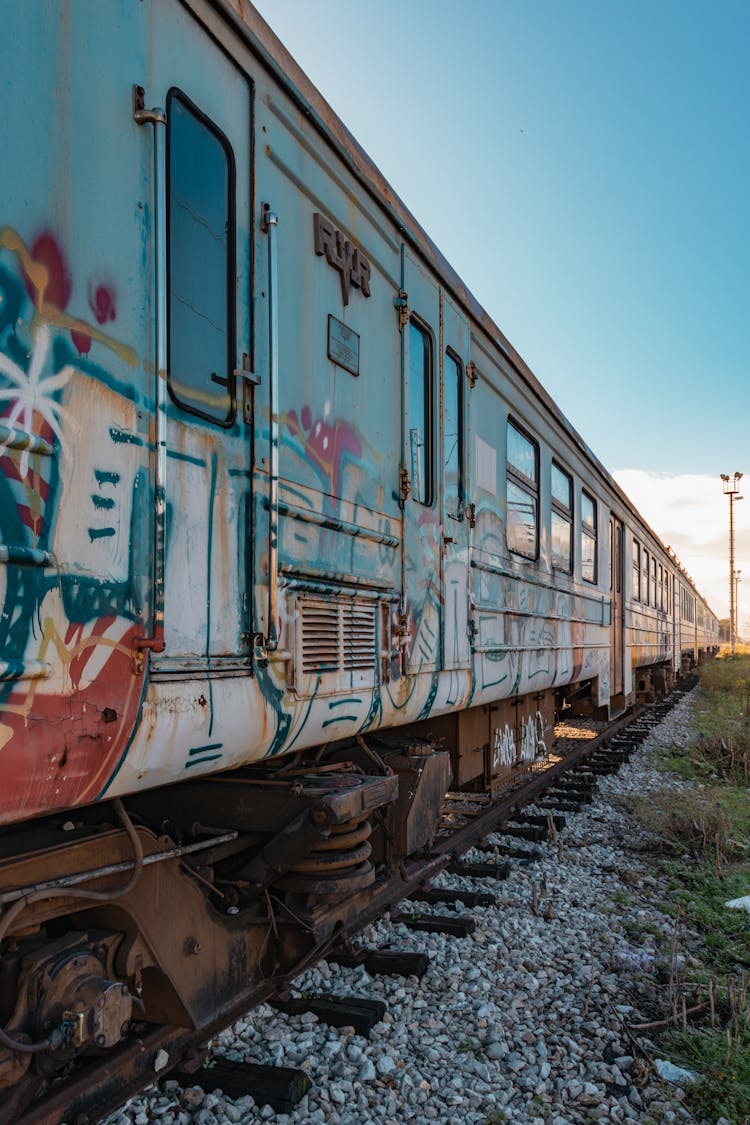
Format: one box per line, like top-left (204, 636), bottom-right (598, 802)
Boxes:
top-left (721, 472), bottom-right (743, 653)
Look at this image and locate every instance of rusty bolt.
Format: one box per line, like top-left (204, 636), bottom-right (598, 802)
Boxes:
top-left (185, 939), bottom-right (202, 956)
top-left (96, 1034), bottom-right (106, 1046)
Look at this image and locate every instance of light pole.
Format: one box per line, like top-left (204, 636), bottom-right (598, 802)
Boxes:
top-left (736, 570), bottom-right (742, 645)
top-left (721, 472), bottom-right (743, 653)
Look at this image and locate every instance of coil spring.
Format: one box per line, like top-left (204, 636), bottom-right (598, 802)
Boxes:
top-left (277, 813), bottom-right (375, 901)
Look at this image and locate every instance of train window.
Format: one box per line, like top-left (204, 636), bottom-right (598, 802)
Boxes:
top-left (580, 491), bottom-right (597, 583)
top-left (551, 463), bottom-right (573, 573)
top-left (651, 556), bottom-right (657, 607)
top-left (632, 540), bottom-right (641, 601)
top-left (167, 91), bottom-right (235, 425)
top-left (506, 420), bottom-right (539, 559)
top-left (503, 420), bottom-right (539, 560)
top-left (642, 548), bottom-right (650, 606)
top-left (408, 319), bottom-right (434, 505)
top-left (444, 349), bottom-right (464, 518)
top-left (659, 564), bottom-right (664, 611)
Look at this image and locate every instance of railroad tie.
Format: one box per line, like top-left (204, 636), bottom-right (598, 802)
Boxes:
top-left (512, 812), bottom-right (566, 831)
top-left (178, 1060), bottom-right (311, 1114)
top-left (390, 911), bottom-right (476, 938)
top-left (270, 996), bottom-right (387, 1037)
top-left (541, 798), bottom-right (585, 812)
top-left (329, 948), bottom-right (431, 979)
top-left (446, 859), bottom-right (511, 881)
top-left (500, 823), bottom-right (547, 842)
top-left (483, 844), bottom-right (542, 861)
top-left (409, 886), bottom-right (496, 908)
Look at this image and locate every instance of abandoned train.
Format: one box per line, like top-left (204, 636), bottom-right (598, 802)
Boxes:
top-left (0, 0), bottom-right (718, 1104)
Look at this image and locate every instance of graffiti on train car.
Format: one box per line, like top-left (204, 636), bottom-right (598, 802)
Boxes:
top-left (492, 709), bottom-right (548, 772)
top-left (0, 226), bottom-right (144, 817)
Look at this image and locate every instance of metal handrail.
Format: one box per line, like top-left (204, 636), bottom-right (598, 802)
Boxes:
top-left (259, 206), bottom-right (280, 655)
top-left (133, 87), bottom-right (167, 659)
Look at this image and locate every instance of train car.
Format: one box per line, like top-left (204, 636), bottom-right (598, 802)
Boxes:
top-left (0, 0), bottom-right (718, 1110)
top-left (625, 527), bottom-right (718, 702)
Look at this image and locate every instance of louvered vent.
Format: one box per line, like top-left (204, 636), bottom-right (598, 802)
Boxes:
top-left (299, 597), bottom-right (377, 678)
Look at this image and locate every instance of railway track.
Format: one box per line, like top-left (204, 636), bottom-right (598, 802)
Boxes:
top-left (9, 678), bottom-right (698, 1125)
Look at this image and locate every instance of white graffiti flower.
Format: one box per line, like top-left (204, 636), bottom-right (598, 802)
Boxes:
top-left (0, 324), bottom-right (75, 473)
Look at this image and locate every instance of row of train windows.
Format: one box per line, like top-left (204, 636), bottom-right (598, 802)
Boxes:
top-left (681, 587), bottom-right (696, 623)
top-left (631, 541), bottom-right (671, 611)
top-left (408, 329), bottom-right (598, 581)
top-left (632, 539), bottom-right (697, 621)
top-left (505, 420), bottom-right (597, 581)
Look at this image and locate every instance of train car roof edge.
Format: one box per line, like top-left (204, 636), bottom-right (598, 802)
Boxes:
top-left (213, 0), bottom-right (714, 614)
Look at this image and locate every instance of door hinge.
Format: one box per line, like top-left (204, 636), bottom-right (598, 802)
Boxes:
top-left (468, 618), bottom-right (477, 642)
top-left (466, 501), bottom-right (476, 529)
top-left (466, 361), bottom-right (477, 389)
top-left (399, 465), bottom-right (411, 506)
top-left (394, 289), bottom-right (410, 331)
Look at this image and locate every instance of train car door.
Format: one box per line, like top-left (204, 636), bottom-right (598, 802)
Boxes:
top-left (441, 292), bottom-right (471, 672)
top-left (401, 249), bottom-right (440, 674)
top-left (146, 2), bottom-right (253, 672)
top-left (610, 516), bottom-right (624, 697)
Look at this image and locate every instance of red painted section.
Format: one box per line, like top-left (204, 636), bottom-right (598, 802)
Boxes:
top-left (0, 621), bottom-right (142, 819)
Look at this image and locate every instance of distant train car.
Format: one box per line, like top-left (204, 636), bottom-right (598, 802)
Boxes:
top-left (0, 0), bottom-right (718, 1107)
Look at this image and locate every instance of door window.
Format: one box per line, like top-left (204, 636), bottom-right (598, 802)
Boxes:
top-left (168, 90), bottom-right (235, 424)
top-left (551, 462), bottom-right (573, 573)
top-left (444, 349), bottom-right (464, 518)
top-left (408, 319), bottom-right (434, 505)
top-left (581, 491), bottom-right (597, 583)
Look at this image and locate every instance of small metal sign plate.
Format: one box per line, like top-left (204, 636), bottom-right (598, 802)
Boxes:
top-left (327, 315), bottom-right (360, 376)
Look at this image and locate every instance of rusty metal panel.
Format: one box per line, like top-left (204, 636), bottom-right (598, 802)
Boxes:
top-left (488, 691), bottom-right (555, 789)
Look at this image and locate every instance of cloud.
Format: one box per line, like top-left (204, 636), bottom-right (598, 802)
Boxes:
top-left (613, 470), bottom-right (750, 637)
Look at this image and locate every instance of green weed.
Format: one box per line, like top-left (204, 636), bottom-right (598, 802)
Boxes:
top-left (664, 1021), bottom-right (750, 1122)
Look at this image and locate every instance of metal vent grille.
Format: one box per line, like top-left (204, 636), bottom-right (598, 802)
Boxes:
top-left (300, 598), bottom-right (377, 677)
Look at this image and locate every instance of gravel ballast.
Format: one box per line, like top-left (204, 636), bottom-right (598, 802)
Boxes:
top-left (106, 690), bottom-right (707, 1125)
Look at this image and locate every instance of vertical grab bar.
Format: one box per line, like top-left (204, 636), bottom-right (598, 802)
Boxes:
top-left (133, 87), bottom-right (167, 661)
top-left (260, 204), bottom-right (279, 655)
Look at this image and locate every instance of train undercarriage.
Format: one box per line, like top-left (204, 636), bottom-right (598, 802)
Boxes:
top-left (0, 667), bottom-right (705, 1122)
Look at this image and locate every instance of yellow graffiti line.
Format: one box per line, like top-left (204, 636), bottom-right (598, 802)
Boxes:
top-left (2, 617), bottom-right (136, 722)
top-left (0, 226), bottom-right (139, 369)
top-left (37, 616), bottom-right (133, 670)
top-left (0, 722), bottom-right (13, 752)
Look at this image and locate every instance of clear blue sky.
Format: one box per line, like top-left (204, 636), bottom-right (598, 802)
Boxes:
top-left (253, 0), bottom-right (749, 478)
